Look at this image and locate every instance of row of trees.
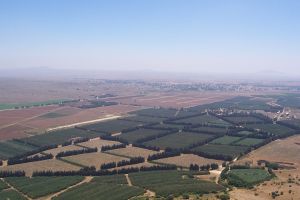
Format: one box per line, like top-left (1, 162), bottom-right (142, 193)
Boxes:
top-left (32, 164), bottom-right (177, 177)
top-left (189, 163), bottom-right (219, 171)
top-left (100, 156), bottom-right (145, 169)
top-left (101, 143), bottom-right (126, 152)
top-left (147, 151), bottom-right (180, 161)
top-left (0, 170), bottom-right (25, 177)
top-left (56, 147), bottom-right (97, 158)
top-left (7, 154), bottom-right (53, 165)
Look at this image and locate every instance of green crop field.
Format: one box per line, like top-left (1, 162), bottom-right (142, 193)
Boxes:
top-left (40, 112), bottom-right (67, 118)
top-left (121, 115), bottom-right (165, 123)
top-left (237, 131), bottom-right (254, 135)
top-left (5, 176), bottom-right (84, 199)
top-left (0, 189), bottom-right (27, 200)
top-left (192, 144), bottom-right (250, 159)
top-left (0, 99), bottom-right (72, 110)
top-left (129, 170), bottom-right (224, 197)
top-left (0, 179), bottom-right (9, 191)
top-left (142, 131), bottom-right (213, 150)
top-left (279, 119), bottom-right (300, 129)
top-left (132, 108), bottom-right (177, 118)
top-left (81, 119), bottom-right (142, 134)
top-left (234, 138), bottom-right (265, 146)
top-left (117, 128), bottom-right (169, 144)
top-left (246, 123), bottom-right (295, 136)
top-left (223, 116), bottom-right (264, 124)
top-left (209, 136), bottom-right (242, 145)
top-left (53, 175), bottom-right (144, 200)
top-left (226, 168), bottom-right (272, 187)
top-left (173, 114), bottom-right (231, 127)
top-left (150, 123), bottom-right (185, 130)
top-left (0, 140), bottom-right (38, 160)
top-left (20, 128), bottom-right (104, 147)
top-left (189, 126), bottom-right (228, 135)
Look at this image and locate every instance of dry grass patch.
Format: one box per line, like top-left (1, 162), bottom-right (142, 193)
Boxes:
top-left (155, 154), bottom-right (223, 168)
top-left (78, 138), bottom-right (121, 149)
top-left (0, 159), bottom-right (80, 176)
top-left (107, 146), bottom-right (157, 158)
top-left (64, 152), bottom-right (127, 169)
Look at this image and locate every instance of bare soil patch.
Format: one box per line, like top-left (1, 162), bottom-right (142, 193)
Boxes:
top-left (108, 146), bottom-right (157, 158)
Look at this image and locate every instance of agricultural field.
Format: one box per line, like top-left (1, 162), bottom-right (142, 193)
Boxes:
top-left (0, 99), bottom-right (72, 110)
top-left (234, 138), bottom-right (265, 146)
top-left (209, 136), bottom-right (242, 145)
top-left (192, 144), bottom-right (250, 160)
top-left (129, 170), bottom-right (224, 197)
top-left (0, 140), bottom-right (38, 160)
top-left (131, 108), bottom-right (177, 118)
top-left (142, 131), bottom-right (214, 150)
top-left (0, 124), bottom-right (34, 141)
top-left (188, 126), bottom-right (228, 135)
top-left (63, 152), bottom-right (127, 169)
top-left (223, 116), bottom-right (264, 124)
top-left (279, 119), bottom-right (300, 129)
top-left (43, 145), bottom-right (84, 156)
top-left (155, 154), bottom-right (223, 168)
top-left (149, 123), bottom-right (186, 130)
top-left (117, 128), bottom-right (170, 144)
top-left (224, 168), bottom-right (272, 187)
top-left (0, 179), bottom-right (9, 191)
top-left (107, 146), bottom-right (157, 158)
top-left (77, 138), bottom-right (121, 149)
top-left (81, 119), bottom-right (143, 134)
top-left (0, 159), bottom-right (80, 176)
top-left (20, 128), bottom-right (104, 147)
top-left (5, 176), bottom-right (84, 199)
top-left (246, 123), bottom-right (295, 136)
top-left (0, 189), bottom-right (27, 200)
top-left (237, 130), bottom-right (255, 135)
top-left (53, 177), bottom-right (144, 200)
top-left (121, 115), bottom-right (165, 123)
top-left (173, 114), bottom-right (231, 127)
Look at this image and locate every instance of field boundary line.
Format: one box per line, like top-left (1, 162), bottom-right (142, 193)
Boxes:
top-left (102, 151), bottom-right (134, 159)
top-left (125, 174), bottom-right (133, 186)
top-left (1, 178), bottom-right (32, 200)
top-left (57, 157), bottom-right (88, 168)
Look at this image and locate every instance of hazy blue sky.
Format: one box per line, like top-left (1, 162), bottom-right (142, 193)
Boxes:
top-left (0, 0), bottom-right (299, 75)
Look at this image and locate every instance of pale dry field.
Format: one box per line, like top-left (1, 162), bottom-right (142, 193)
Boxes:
top-left (107, 146), bottom-right (158, 158)
top-left (78, 138), bottom-right (121, 149)
top-left (114, 162), bottom-right (157, 170)
top-left (0, 159), bottom-right (80, 176)
top-left (64, 152), bottom-right (127, 169)
top-left (43, 145), bottom-right (84, 156)
top-left (156, 154), bottom-right (223, 168)
top-left (231, 135), bottom-right (300, 200)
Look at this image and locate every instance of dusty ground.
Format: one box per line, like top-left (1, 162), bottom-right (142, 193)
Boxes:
top-left (231, 135), bottom-right (300, 200)
top-left (107, 146), bottom-right (158, 158)
top-left (0, 159), bottom-right (80, 176)
top-left (155, 154), bottom-right (223, 168)
top-left (64, 152), bottom-right (128, 169)
top-left (77, 138), bottom-right (121, 149)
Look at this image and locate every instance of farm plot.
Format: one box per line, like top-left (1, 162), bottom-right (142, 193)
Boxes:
top-left (246, 123), bottom-right (295, 137)
top-left (63, 152), bottom-right (127, 169)
top-left (0, 140), bottom-right (38, 160)
top-left (0, 124), bottom-right (33, 141)
top-left (0, 189), bottom-right (27, 200)
top-left (5, 176), bottom-right (84, 199)
top-left (155, 154), bottom-right (223, 168)
top-left (77, 138), bottom-right (121, 149)
top-left (132, 108), bottom-right (177, 118)
top-left (107, 146), bottom-right (157, 158)
top-left (150, 123), bottom-right (186, 130)
top-left (237, 130), bottom-right (255, 136)
top-left (0, 179), bottom-right (8, 191)
top-left (129, 170), bottom-right (224, 197)
top-left (43, 145), bottom-right (84, 156)
top-left (117, 128), bottom-right (170, 144)
top-left (279, 119), bottom-right (300, 130)
top-left (20, 128), bottom-right (104, 147)
top-left (225, 168), bottom-right (272, 187)
top-left (0, 159), bottom-right (80, 176)
top-left (188, 126), bottom-right (228, 136)
top-left (80, 119), bottom-right (142, 134)
top-left (234, 138), bottom-right (265, 146)
top-left (209, 136), bottom-right (242, 145)
top-left (223, 116), bottom-right (264, 125)
top-left (142, 131), bottom-right (214, 150)
top-left (173, 114), bottom-right (231, 127)
top-left (53, 175), bottom-right (144, 200)
top-left (121, 115), bottom-right (165, 124)
top-left (191, 144), bottom-right (250, 160)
